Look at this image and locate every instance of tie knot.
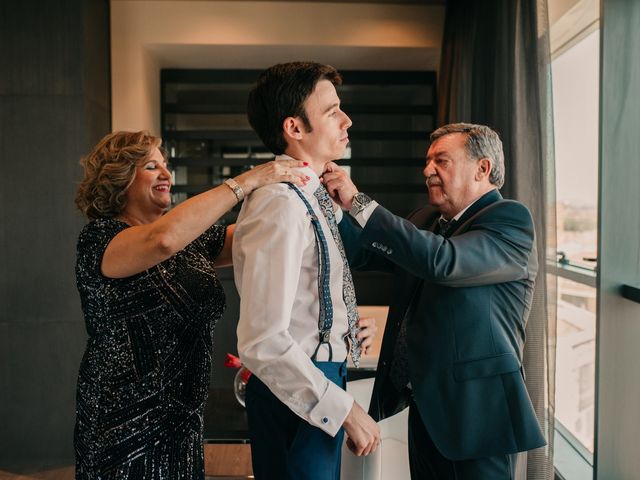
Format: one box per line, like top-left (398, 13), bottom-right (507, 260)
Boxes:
top-left (438, 217), bottom-right (456, 236)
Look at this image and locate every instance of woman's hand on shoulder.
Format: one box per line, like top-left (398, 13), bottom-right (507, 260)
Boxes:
top-left (235, 159), bottom-right (309, 195)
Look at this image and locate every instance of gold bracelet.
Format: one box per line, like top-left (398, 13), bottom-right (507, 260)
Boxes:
top-left (223, 178), bottom-right (245, 203)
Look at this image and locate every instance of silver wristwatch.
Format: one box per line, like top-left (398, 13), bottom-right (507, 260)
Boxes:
top-left (350, 192), bottom-right (372, 216)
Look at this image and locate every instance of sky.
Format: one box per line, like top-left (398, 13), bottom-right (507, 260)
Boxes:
top-left (552, 29), bottom-right (600, 208)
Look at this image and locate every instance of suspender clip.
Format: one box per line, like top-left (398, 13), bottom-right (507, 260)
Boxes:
top-left (320, 329), bottom-right (331, 343)
top-left (311, 329), bottom-right (333, 362)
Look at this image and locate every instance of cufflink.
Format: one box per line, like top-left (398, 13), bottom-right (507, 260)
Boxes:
top-left (322, 417), bottom-right (329, 424)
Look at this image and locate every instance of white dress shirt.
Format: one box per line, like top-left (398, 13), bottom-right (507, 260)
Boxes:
top-left (233, 157), bottom-right (354, 437)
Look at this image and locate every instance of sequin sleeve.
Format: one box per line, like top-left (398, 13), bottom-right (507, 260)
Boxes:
top-left (75, 219), bottom-right (129, 338)
top-left (195, 224), bottom-right (227, 263)
top-left (76, 219), bottom-right (128, 280)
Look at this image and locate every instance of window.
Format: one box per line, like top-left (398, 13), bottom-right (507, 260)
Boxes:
top-left (549, 1), bottom-right (600, 477)
top-left (549, 2), bottom-right (599, 476)
top-left (553, 29), bottom-right (599, 272)
top-left (555, 277), bottom-right (596, 452)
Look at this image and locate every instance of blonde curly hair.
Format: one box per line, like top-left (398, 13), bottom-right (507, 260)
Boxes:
top-left (75, 131), bottom-right (164, 219)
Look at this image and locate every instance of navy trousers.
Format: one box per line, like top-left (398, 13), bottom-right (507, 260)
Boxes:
top-left (408, 398), bottom-right (521, 480)
top-left (245, 361), bottom-right (347, 480)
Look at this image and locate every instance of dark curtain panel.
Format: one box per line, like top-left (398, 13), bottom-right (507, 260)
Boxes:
top-left (437, 1), bottom-right (556, 479)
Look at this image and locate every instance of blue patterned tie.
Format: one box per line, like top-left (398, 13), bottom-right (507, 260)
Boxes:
top-left (314, 186), bottom-right (362, 367)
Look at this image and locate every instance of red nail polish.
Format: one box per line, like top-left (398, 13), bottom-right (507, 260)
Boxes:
top-left (303, 162), bottom-right (309, 166)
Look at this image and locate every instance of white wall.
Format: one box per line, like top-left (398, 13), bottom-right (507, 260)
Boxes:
top-left (111, 0), bottom-right (444, 133)
top-left (596, 1), bottom-right (640, 478)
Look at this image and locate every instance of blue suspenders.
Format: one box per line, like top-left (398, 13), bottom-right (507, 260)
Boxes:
top-left (287, 183), bottom-right (334, 362)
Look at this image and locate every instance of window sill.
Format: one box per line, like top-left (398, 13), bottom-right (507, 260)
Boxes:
top-left (554, 426), bottom-right (593, 480)
top-left (548, 261), bottom-right (597, 287)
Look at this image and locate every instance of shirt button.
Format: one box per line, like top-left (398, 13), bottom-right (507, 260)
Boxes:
top-left (322, 417), bottom-right (329, 424)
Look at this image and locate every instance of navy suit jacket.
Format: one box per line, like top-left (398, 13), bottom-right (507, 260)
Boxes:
top-left (339, 189), bottom-right (546, 460)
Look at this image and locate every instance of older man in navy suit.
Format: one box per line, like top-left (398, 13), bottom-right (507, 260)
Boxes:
top-left (322, 123), bottom-right (546, 479)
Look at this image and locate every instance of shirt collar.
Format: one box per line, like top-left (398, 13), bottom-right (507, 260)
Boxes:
top-left (275, 154), bottom-right (320, 194)
top-left (439, 203), bottom-right (473, 223)
top-left (439, 188), bottom-right (500, 223)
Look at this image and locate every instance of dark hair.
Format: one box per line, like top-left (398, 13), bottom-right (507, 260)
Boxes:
top-left (430, 123), bottom-right (505, 188)
top-left (247, 61), bottom-right (342, 155)
top-left (75, 130), bottom-right (164, 219)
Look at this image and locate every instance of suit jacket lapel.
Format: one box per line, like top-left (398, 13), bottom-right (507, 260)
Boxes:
top-left (450, 189), bottom-right (503, 236)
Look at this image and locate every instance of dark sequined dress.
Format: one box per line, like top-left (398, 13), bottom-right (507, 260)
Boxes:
top-left (74, 219), bottom-right (227, 479)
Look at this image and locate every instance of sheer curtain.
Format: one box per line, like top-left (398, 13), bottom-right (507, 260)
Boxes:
top-left (437, 1), bottom-right (556, 478)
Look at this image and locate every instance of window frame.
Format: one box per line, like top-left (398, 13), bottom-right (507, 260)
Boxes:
top-left (548, 1), bottom-right (600, 476)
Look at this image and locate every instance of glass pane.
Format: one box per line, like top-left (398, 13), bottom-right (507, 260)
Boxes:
top-left (555, 276), bottom-right (596, 452)
top-left (552, 30), bottom-right (599, 269)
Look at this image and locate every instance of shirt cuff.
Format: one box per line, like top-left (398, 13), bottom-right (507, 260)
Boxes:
top-left (308, 381), bottom-right (354, 436)
top-left (349, 201), bottom-right (379, 228)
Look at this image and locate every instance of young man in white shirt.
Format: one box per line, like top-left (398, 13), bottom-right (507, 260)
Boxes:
top-left (233, 62), bottom-right (381, 479)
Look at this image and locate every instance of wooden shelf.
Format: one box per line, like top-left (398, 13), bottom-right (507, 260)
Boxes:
top-left (164, 130), bottom-right (258, 141)
top-left (164, 104), bottom-right (249, 114)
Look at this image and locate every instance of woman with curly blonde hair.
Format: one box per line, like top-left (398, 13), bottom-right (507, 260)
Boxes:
top-left (73, 130), bottom-right (308, 479)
